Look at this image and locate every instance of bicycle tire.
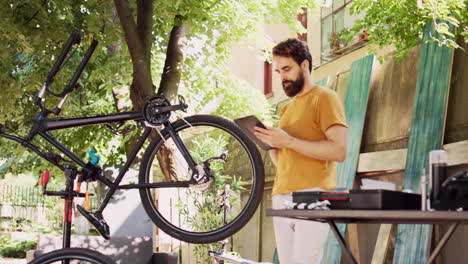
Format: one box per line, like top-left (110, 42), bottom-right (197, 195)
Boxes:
top-left (139, 115), bottom-right (264, 243)
top-left (28, 248), bottom-right (115, 264)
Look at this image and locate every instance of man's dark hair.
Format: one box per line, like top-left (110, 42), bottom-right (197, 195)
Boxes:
top-left (272, 38), bottom-right (312, 73)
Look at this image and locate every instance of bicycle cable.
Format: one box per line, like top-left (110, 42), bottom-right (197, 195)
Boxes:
top-left (176, 112), bottom-right (193, 129)
top-left (31, 136), bottom-right (75, 166)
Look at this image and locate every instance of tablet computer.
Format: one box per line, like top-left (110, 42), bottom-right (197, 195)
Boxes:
top-left (234, 115), bottom-right (275, 150)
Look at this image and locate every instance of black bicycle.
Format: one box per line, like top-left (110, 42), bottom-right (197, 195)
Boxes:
top-left (28, 248), bottom-right (115, 264)
top-left (1, 30), bottom-right (264, 246)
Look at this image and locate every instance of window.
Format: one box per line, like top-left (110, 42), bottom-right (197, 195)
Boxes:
top-left (264, 61), bottom-right (273, 98)
top-left (321, 0), bottom-right (362, 62)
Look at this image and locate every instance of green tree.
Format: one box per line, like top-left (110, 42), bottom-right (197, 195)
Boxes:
top-left (347, 0), bottom-right (467, 59)
top-left (0, 0), bottom-right (315, 176)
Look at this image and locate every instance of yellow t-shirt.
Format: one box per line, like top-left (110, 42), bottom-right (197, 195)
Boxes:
top-left (272, 85), bottom-right (347, 195)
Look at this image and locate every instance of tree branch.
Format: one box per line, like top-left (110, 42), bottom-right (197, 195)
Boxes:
top-left (114, 0), bottom-right (154, 109)
top-left (137, 0), bottom-right (153, 58)
top-left (157, 15), bottom-right (186, 101)
top-left (113, 0), bottom-right (141, 56)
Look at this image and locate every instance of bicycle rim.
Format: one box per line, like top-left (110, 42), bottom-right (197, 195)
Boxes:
top-left (139, 115), bottom-right (264, 243)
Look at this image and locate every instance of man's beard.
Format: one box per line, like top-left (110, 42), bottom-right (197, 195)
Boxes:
top-left (282, 72), bottom-right (304, 97)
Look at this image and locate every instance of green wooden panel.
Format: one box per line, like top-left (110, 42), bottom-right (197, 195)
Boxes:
top-left (316, 76), bottom-right (329, 87)
top-left (337, 55), bottom-right (374, 189)
top-left (393, 22), bottom-right (454, 264)
top-left (273, 248), bottom-right (280, 264)
top-left (321, 54), bottom-right (375, 264)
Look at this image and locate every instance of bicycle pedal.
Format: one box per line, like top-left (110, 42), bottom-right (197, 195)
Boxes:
top-left (77, 205), bottom-right (110, 240)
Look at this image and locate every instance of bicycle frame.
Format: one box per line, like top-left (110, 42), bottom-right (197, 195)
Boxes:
top-left (0, 110), bottom-right (198, 213)
top-left (0, 30), bottom-right (226, 250)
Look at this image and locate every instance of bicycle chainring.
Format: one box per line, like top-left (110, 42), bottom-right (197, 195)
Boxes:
top-left (143, 96), bottom-right (171, 126)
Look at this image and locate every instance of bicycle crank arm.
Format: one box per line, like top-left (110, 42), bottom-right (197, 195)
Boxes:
top-left (152, 105), bottom-right (186, 115)
top-left (117, 181), bottom-right (191, 189)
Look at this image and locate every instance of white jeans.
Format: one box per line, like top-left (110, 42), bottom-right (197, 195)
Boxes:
top-left (273, 194), bottom-right (330, 264)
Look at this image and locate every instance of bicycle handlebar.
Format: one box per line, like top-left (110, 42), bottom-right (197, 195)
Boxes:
top-left (50, 39), bottom-right (98, 116)
top-left (38, 30), bottom-right (81, 99)
top-left (35, 31), bottom-right (99, 116)
top-left (61, 39), bottom-right (98, 96)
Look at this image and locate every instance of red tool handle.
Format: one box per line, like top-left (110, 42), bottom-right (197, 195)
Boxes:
top-left (40, 170), bottom-right (50, 186)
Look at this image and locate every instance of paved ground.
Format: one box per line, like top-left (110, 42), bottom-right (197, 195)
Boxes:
top-left (0, 259), bottom-right (26, 264)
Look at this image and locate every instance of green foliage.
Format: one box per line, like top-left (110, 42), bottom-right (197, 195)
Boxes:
top-left (0, 0), bottom-right (314, 177)
top-left (348, 0), bottom-right (467, 60)
top-left (329, 28), bottom-right (349, 47)
top-left (0, 233), bottom-right (37, 258)
top-left (174, 135), bottom-right (243, 262)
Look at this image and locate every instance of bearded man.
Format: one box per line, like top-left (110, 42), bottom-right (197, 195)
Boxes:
top-left (255, 38), bottom-right (348, 264)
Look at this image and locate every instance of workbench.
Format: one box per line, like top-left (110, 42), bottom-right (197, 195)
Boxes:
top-left (266, 209), bottom-right (468, 264)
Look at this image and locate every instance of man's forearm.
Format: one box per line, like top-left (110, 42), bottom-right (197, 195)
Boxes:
top-left (287, 137), bottom-right (346, 162)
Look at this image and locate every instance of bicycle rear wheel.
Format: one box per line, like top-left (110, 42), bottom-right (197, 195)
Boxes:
top-left (28, 248), bottom-right (115, 264)
top-left (139, 115), bottom-right (264, 243)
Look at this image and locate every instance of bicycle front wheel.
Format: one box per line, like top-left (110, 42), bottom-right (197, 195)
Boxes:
top-left (139, 115), bottom-right (264, 243)
top-left (28, 248), bottom-right (115, 264)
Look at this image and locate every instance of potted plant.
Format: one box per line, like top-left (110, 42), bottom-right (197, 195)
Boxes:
top-left (358, 29), bottom-right (369, 42)
top-left (329, 28), bottom-right (349, 52)
top-left (329, 31), bottom-right (342, 51)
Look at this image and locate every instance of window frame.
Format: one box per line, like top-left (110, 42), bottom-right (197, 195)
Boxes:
top-left (320, 0), bottom-right (354, 62)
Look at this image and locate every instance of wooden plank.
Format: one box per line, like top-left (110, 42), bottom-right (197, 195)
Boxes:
top-left (348, 224), bottom-right (361, 262)
top-left (445, 41), bottom-right (468, 143)
top-left (321, 54), bottom-right (375, 264)
top-left (336, 70), bottom-right (350, 101)
top-left (393, 22), bottom-right (454, 264)
top-left (372, 224), bottom-right (393, 264)
top-left (260, 190), bottom-right (275, 262)
top-left (430, 225), bottom-right (444, 264)
top-left (362, 46), bottom-right (419, 153)
top-left (357, 139), bottom-right (468, 173)
top-left (444, 139), bottom-right (468, 166)
top-left (358, 148), bottom-right (407, 172)
top-left (233, 191), bottom-right (262, 261)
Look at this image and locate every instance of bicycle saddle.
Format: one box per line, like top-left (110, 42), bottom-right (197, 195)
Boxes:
top-left (77, 205), bottom-right (110, 240)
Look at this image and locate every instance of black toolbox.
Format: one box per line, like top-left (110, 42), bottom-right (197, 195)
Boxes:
top-left (292, 189), bottom-right (421, 210)
top-left (349, 189), bottom-right (421, 210)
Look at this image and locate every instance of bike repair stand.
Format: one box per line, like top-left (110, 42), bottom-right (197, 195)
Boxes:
top-left (40, 165), bottom-right (89, 249)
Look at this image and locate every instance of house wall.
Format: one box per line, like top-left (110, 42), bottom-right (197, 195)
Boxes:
top-left (226, 23), bottom-right (293, 104)
top-left (224, 9), bottom-right (468, 264)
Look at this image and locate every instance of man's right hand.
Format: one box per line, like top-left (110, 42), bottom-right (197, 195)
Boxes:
top-left (254, 126), bottom-right (294, 149)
